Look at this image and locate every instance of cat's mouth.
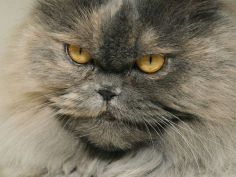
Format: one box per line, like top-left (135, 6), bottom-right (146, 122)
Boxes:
top-left (57, 109), bottom-right (172, 136)
top-left (55, 103), bottom-right (196, 134)
top-left (55, 104), bottom-right (197, 151)
top-left (98, 111), bottom-right (117, 122)
top-left (97, 111), bottom-right (168, 132)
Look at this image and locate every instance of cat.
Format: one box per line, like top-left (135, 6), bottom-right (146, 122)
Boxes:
top-left (0, 0), bottom-right (235, 177)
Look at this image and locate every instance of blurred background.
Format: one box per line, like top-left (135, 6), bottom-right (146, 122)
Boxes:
top-left (0, 1), bottom-right (33, 177)
top-left (0, 0), bottom-right (33, 58)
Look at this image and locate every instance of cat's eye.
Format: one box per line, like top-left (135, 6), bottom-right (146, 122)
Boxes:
top-left (136, 54), bottom-right (165, 73)
top-left (66, 44), bottom-right (92, 64)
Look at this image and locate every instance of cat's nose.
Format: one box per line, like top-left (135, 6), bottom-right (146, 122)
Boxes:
top-left (97, 89), bottom-right (118, 101)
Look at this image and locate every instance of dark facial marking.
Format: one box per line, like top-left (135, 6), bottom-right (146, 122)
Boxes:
top-left (97, 1), bottom-right (140, 72)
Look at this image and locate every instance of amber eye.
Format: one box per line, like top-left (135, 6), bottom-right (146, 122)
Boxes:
top-left (67, 44), bottom-right (92, 64)
top-left (136, 54), bottom-right (165, 73)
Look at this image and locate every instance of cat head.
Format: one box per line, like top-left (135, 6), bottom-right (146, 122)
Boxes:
top-left (4, 0), bottom-right (235, 151)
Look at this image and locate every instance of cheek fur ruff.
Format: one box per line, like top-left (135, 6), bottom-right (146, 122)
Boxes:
top-left (0, 0), bottom-right (236, 177)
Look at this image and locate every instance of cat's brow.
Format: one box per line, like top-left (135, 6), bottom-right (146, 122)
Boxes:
top-left (47, 0), bottom-right (179, 57)
top-left (47, 0), bottom-right (126, 47)
top-left (138, 29), bottom-right (180, 55)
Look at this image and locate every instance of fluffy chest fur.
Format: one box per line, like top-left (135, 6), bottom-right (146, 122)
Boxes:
top-left (0, 0), bottom-right (235, 177)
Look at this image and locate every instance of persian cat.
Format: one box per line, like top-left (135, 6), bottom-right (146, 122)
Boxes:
top-left (0, 0), bottom-right (235, 177)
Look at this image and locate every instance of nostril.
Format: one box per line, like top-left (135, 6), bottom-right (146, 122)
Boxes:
top-left (97, 89), bottom-right (117, 101)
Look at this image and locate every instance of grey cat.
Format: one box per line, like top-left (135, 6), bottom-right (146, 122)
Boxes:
top-left (0, 0), bottom-right (235, 177)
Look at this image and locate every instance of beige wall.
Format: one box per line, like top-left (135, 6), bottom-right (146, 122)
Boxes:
top-left (0, 1), bottom-right (33, 176)
top-left (0, 0), bottom-right (33, 57)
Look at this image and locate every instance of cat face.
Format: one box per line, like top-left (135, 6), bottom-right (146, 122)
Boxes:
top-left (19, 0), bottom-right (234, 150)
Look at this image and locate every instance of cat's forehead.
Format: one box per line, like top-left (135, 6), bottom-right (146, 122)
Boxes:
top-left (37, 0), bottom-right (186, 49)
top-left (36, 0), bottom-right (220, 70)
top-left (36, 0), bottom-right (177, 70)
top-left (37, 0), bottom-right (220, 31)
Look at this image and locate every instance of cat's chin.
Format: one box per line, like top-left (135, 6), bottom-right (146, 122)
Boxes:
top-left (57, 114), bottom-right (154, 151)
top-left (80, 131), bottom-right (148, 152)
